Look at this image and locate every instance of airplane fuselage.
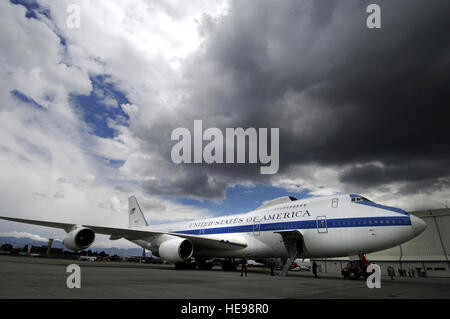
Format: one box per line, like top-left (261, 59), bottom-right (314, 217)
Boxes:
top-left (131, 194), bottom-right (426, 259)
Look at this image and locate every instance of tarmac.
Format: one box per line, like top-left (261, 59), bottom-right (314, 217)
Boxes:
top-left (0, 255), bottom-right (449, 299)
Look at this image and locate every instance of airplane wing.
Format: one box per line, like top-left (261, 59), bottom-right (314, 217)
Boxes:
top-left (82, 224), bottom-right (163, 239)
top-left (171, 233), bottom-right (247, 250)
top-left (0, 216), bottom-right (247, 251)
top-left (83, 226), bottom-right (247, 250)
top-left (0, 216), bottom-right (76, 233)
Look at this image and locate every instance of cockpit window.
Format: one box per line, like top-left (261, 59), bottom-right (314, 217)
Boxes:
top-left (351, 196), bottom-right (372, 203)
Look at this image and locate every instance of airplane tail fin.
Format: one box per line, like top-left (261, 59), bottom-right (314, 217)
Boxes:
top-left (128, 196), bottom-right (149, 228)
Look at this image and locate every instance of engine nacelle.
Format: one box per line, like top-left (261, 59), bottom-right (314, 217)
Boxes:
top-left (63, 227), bottom-right (95, 251)
top-left (158, 238), bottom-right (193, 263)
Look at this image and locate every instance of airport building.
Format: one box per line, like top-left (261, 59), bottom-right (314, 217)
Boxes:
top-left (314, 208), bottom-right (450, 278)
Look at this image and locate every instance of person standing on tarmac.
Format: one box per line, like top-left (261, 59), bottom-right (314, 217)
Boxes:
top-left (312, 261), bottom-right (318, 278)
top-left (388, 266), bottom-right (395, 280)
top-left (270, 259), bottom-right (275, 276)
top-left (240, 256), bottom-right (248, 277)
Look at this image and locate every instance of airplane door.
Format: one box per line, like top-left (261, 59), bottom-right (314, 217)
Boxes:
top-left (331, 198), bottom-right (338, 208)
top-left (253, 221), bottom-right (261, 236)
top-left (316, 216), bottom-right (328, 233)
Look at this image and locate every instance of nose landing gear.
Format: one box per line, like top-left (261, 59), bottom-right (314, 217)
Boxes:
top-left (341, 254), bottom-right (371, 280)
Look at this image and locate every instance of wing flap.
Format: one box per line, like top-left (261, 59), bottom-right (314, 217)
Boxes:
top-left (172, 233), bottom-right (247, 250)
top-left (82, 225), bottom-right (163, 240)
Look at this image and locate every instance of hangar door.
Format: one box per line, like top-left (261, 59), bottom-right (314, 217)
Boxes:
top-left (316, 216), bottom-right (328, 233)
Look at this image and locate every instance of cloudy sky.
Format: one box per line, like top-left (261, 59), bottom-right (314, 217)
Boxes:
top-left (0, 0), bottom-right (449, 248)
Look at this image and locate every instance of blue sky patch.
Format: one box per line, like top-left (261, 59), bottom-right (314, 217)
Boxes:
top-left (10, 0), bottom-right (65, 47)
top-left (70, 75), bottom-right (130, 138)
top-left (11, 90), bottom-right (46, 110)
top-left (10, 0), bottom-right (49, 20)
top-left (171, 184), bottom-right (312, 217)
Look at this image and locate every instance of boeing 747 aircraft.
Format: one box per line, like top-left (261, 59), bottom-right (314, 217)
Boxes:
top-left (0, 194), bottom-right (426, 275)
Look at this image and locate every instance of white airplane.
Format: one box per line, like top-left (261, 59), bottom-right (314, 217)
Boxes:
top-left (0, 194), bottom-right (426, 275)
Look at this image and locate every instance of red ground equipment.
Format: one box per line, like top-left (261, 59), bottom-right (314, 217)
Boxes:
top-left (341, 254), bottom-right (371, 280)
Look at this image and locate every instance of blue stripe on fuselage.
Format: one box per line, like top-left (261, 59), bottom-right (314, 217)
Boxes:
top-left (172, 216), bottom-right (411, 236)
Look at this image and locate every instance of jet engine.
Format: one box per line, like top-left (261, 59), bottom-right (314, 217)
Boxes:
top-left (158, 238), bottom-right (193, 263)
top-left (63, 227), bottom-right (95, 251)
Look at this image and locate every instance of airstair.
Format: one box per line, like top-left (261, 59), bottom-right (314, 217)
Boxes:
top-left (275, 230), bottom-right (304, 276)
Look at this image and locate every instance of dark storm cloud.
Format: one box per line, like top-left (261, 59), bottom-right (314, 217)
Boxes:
top-left (137, 0), bottom-right (450, 198)
top-left (142, 169), bottom-right (228, 199)
top-left (340, 161), bottom-right (450, 191)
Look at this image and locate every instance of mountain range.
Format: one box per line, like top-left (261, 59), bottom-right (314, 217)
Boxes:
top-left (0, 236), bottom-right (145, 257)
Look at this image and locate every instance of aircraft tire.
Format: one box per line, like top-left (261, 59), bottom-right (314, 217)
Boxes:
top-left (348, 269), bottom-right (360, 280)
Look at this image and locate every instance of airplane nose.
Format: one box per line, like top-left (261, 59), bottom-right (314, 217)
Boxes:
top-left (410, 215), bottom-right (427, 236)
